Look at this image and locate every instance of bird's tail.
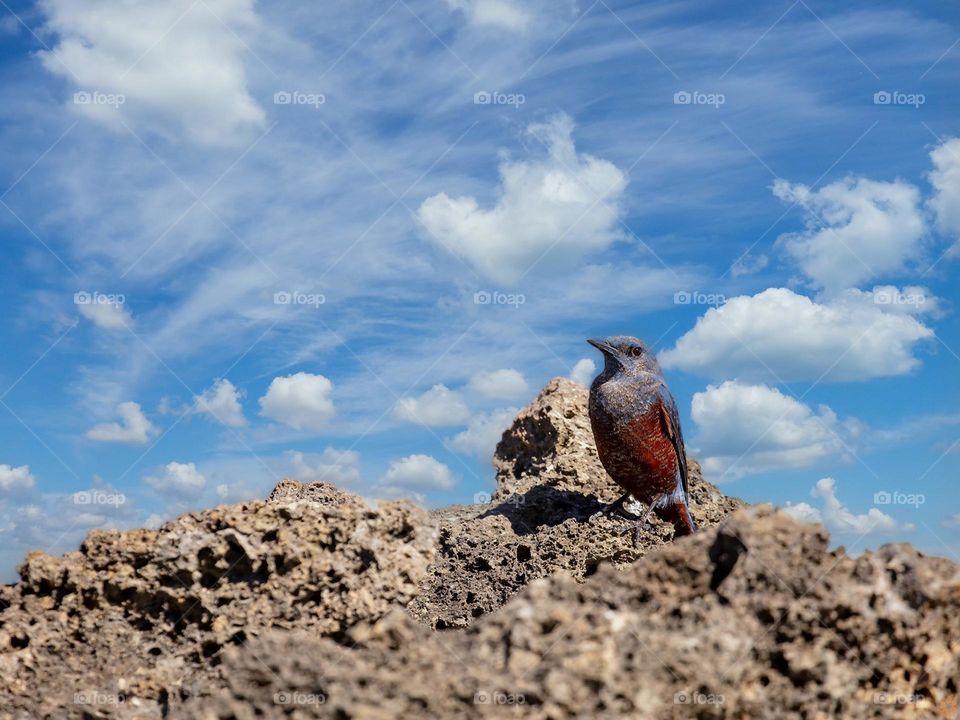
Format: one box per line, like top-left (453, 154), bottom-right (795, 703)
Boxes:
top-left (653, 485), bottom-right (698, 537)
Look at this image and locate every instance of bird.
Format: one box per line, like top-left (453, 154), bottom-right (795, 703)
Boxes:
top-left (586, 335), bottom-right (698, 538)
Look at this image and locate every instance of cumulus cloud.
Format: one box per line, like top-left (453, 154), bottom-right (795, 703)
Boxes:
top-left (928, 137), bottom-right (960, 252)
top-left (785, 478), bottom-right (914, 535)
top-left (691, 380), bottom-right (845, 480)
top-left (449, 407), bottom-right (517, 458)
top-left (259, 372), bottom-right (335, 431)
top-left (193, 378), bottom-right (246, 427)
top-left (393, 384), bottom-right (469, 426)
top-left (77, 298), bottom-right (133, 330)
top-left (283, 448), bottom-right (361, 485)
top-left (86, 401), bottom-right (158, 445)
top-left (418, 113), bottom-right (627, 284)
top-left (0, 464), bottom-right (36, 494)
top-left (660, 287), bottom-right (934, 383)
top-left (380, 454), bottom-right (457, 490)
top-left (468, 369), bottom-right (528, 400)
top-left (569, 358), bottom-right (596, 386)
top-left (445, 0), bottom-right (532, 31)
top-left (38, 0), bottom-right (265, 145)
top-left (773, 176), bottom-right (926, 293)
top-left (144, 461), bottom-right (206, 499)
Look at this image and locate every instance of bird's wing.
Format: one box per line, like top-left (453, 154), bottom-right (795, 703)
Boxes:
top-left (655, 391), bottom-right (689, 502)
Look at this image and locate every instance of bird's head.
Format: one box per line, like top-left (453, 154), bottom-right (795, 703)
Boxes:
top-left (587, 335), bottom-right (662, 377)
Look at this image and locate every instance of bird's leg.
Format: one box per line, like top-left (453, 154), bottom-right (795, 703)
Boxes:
top-left (588, 491), bottom-right (637, 521)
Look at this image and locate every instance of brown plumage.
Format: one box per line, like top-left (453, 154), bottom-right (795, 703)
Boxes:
top-left (587, 335), bottom-right (697, 537)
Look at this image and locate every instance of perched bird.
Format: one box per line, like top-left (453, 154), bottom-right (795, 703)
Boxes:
top-left (587, 335), bottom-right (697, 537)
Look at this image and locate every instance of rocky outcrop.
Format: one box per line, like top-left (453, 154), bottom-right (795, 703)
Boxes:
top-left (188, 505), bottom-right (960, 720)
top-left (408, 378), bottom-right (744, 628)
top-left (0, 491), bottom-right (435, 718)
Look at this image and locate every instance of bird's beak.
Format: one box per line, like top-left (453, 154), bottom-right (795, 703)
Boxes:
top-left (587, 338), bottom-right (614, 354)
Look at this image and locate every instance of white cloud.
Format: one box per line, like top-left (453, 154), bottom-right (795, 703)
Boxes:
top-left (380, 454), bottom-right (457, 490)
top-left (145, 461), bottom-right (206, 498)
top-left (77, 299), bottom-right (133, 330)
top-left (944, 513), bottom-right (960, 528)
top-left (417, 113), bottom-right (627, 284)
top-left (283, 448), bottom-right (361, 486)
top-left (38, 0), bottom-right (265, 145)
top-left (259, 372), bottom-right (335, 431)
top-left (691, 380), bottom-right (845, 480)
top-left (0, 465), bottom-right (36, 494)
top-left (469, 368), bottom-right (528, 400)
top-left (393, 384), bottom-right (469, 426)
top-left (928, 137), bottom-right (960, 251)
top-left (86, 401), bottom-right (158, 445)
top-left (773, 176), bottom-right (926, 293)
top-left (445, 0), bottom-right (532, 31)
top-left (790, 478), bottom-right (914, 535)
top-left (569, 358), bottom-right (596, 386)
top-left (450, 407), bottom-right (518, 458)
top-left (193, 378), bottom-right (247, 427)
top-left (660, 287), bottom-right (934, 382)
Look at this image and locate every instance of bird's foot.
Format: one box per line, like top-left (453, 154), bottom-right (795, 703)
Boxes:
top-left (620, 516), bottom-right (655, 547)
top-left (589, 492), bottom-right (639, 522)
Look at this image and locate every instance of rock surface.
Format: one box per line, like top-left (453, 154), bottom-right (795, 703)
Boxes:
top-left (409, 377), bottom-right (743, 628)
top-left (2, 377), bottom-right (954, 719)
top-left (0, 489), bottom-right (435, 718)
top-left (188, 505), bottom-right (960, 720)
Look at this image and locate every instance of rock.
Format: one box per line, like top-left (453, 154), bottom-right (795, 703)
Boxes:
top-left (409, 378), bottom-right (744, 629)
top-left (187, 506), bottom-right (960, 720)
top-left (0, 486), bottom-right (435, 718)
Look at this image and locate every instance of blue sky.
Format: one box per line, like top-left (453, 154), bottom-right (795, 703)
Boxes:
top-left (0, 0), bottom-right (958, 581)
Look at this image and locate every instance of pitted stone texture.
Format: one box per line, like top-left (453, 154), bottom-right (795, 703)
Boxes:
top-left (0, 485), bottom-right (435, 719)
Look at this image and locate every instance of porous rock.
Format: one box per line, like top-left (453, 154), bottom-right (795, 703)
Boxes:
top-left (408, 377), bottom-right (744, 628)
top-left (187, 505), bottom-right (960, 720)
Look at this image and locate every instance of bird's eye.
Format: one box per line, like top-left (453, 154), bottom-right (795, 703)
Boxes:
top-left (630, 346), bottom-right (644, 357)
